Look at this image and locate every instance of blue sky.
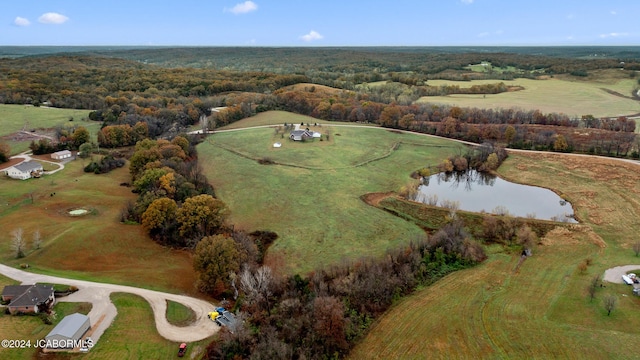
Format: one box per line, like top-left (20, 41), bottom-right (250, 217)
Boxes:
top-left (2, 0), bottom-right (638, 46)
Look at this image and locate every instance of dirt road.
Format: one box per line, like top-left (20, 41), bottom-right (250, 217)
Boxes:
top-left (0, 264), bottom-right (219, 343)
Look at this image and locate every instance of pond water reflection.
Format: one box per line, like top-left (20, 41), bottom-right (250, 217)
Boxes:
top-left (416, 170), bottom-right (576, 223)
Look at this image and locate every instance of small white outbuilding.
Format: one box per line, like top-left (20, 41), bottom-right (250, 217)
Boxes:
top-left (45, 313), bottom-right (91, 349)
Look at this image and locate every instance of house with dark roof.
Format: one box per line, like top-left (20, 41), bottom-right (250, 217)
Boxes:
top-left (289, 129), bottom-right (313, 141)
top-left (4, 161), bottom-right (43, 180)
top-left (45, 313), bottom-right (91, 349)
top-left (1, 284), bottom-right (55, 314)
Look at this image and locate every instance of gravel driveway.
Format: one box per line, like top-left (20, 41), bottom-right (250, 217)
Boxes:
top-left (0, 264), bottom-right (220, 344)
top-left (602, 265), bottom-right (640, 284)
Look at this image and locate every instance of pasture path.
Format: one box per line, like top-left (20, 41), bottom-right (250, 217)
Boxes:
top-left (0, 264), bottom-right (219, 344)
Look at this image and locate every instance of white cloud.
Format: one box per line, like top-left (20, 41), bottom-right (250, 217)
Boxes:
top-left (599, 32), bottom-right (628, 38)
top-left (14, 17), bottom-right (30, 26)
top-left (461, 0), bottom-right (474, 4)
top-left (610, 10), bottom-right (617, 15)
top-left (226, 1), bottom-right (258, 14)
top-left (478, 30), bottom-right (502, 38)
top-left (300, 30), bottom-right (323, 42)
top-left (38, 12), bottom-right (69, 24)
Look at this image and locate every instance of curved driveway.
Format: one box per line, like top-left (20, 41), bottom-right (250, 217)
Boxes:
top-left (0, 264), bottom-right (219, 343)
top-left (603, 265), bottom-right (640, 284)
top-left (10, 152), bottom-right (65, 175)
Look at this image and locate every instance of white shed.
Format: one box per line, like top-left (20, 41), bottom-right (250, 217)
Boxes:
top-left (45, 313), bottom-right (91, 349)
top-left (51, 150), bottom-right (72, 160)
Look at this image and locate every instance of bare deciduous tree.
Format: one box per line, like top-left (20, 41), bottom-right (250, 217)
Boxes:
top-left (240, 265), bottom-right (273, 314)
top-left (11, 228), bottom-right (26, 258)
top-left (633, 241), bottom-right (640, 257)
top-left (517, 225), bottom-right (537, 250)
top-left (587, 275), bottom-right (599, 302)
top-left (603, 294), bottom-right (617, 316)
top-left (32, 229), bottom-right (42, 250)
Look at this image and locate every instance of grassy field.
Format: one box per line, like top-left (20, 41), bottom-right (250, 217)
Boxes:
top-left (201, 111), bottom-right (467, 273)
top-left (0, 158), bottom-right (201, 297)
top-left (351, 152), bottom-right (640, 359)
top-left (213, 110), bottom-right (361, 130)
top-left (417, 71), bottom-right (640, 118)
top-left (464, 62), bottom-right (520, 73)
top-left (166, 300), bottom-right (196, 327)
top-left (0, 104), bottom-right (95, 155)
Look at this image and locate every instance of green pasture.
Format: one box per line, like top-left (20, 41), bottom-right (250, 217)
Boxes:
top-left (418, 76), bottom-right (640, 118)
top-left (166, 300), bottom-right (196, 327)
top-left (464, 62), bottom-right (520, 73)
top-left (352, 152), bottom-right (640, 359)
top-left (199, 112), bottom-right (467, 273)
top-left (214, 110), bottom-right (360, 130)
top-left (0, 104), bottom-right (96, 155)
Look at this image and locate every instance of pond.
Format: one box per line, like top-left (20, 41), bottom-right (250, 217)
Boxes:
top-left (68, 209), bottom-right (89, 216)
top-left (415, 170), bottom-right (577, 223)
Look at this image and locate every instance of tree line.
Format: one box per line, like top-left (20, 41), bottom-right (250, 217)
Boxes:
top-left (203, 218), bottom-right (487, 360)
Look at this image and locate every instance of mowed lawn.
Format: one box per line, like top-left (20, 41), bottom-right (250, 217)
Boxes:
top-left (351, 152), bottom-right (640, 359)
top-left (0, 104), bottom-right (96, 154)
top-left (200, 112), bottom-right (467, 273)
top-left (417, 76), bottom-right (640, 118)
top-left (0, 159), bottom-right (200, 296)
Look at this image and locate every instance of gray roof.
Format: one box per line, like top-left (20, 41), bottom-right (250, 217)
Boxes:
top-left (53, 150), bottom-right (72, 156)
top-left (13, 161), bottom-right (43, 173)
top-left (47, 313), bottom-right (90, 338)
top-left (4, 284), bottom-right (53, 307)
top-left (2, 285), bottom-right (30, 298)
top-left (290, 130), bottom-right (311, 136)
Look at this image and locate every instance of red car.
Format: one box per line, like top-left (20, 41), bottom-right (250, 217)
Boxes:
top-left (178, 343), bottom-right (187, 357)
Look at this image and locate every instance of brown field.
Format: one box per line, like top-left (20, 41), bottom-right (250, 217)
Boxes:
top-left (0, 159), bottom-right (202, 297)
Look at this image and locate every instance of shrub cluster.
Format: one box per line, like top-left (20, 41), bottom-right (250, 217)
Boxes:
top-left (83, 155), bottom-right (125, 174)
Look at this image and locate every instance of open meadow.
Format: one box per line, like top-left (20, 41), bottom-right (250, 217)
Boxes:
top-left (200, 111), bottom-right (467, 273)
top-left (416, 71), bottom-right (640, 118)
top-left (0, 159), bottom-right (201, 297)
top-left (351, 152), bottom-right (640, 359)
top-left (0, 104), bottom-right (95, 155)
